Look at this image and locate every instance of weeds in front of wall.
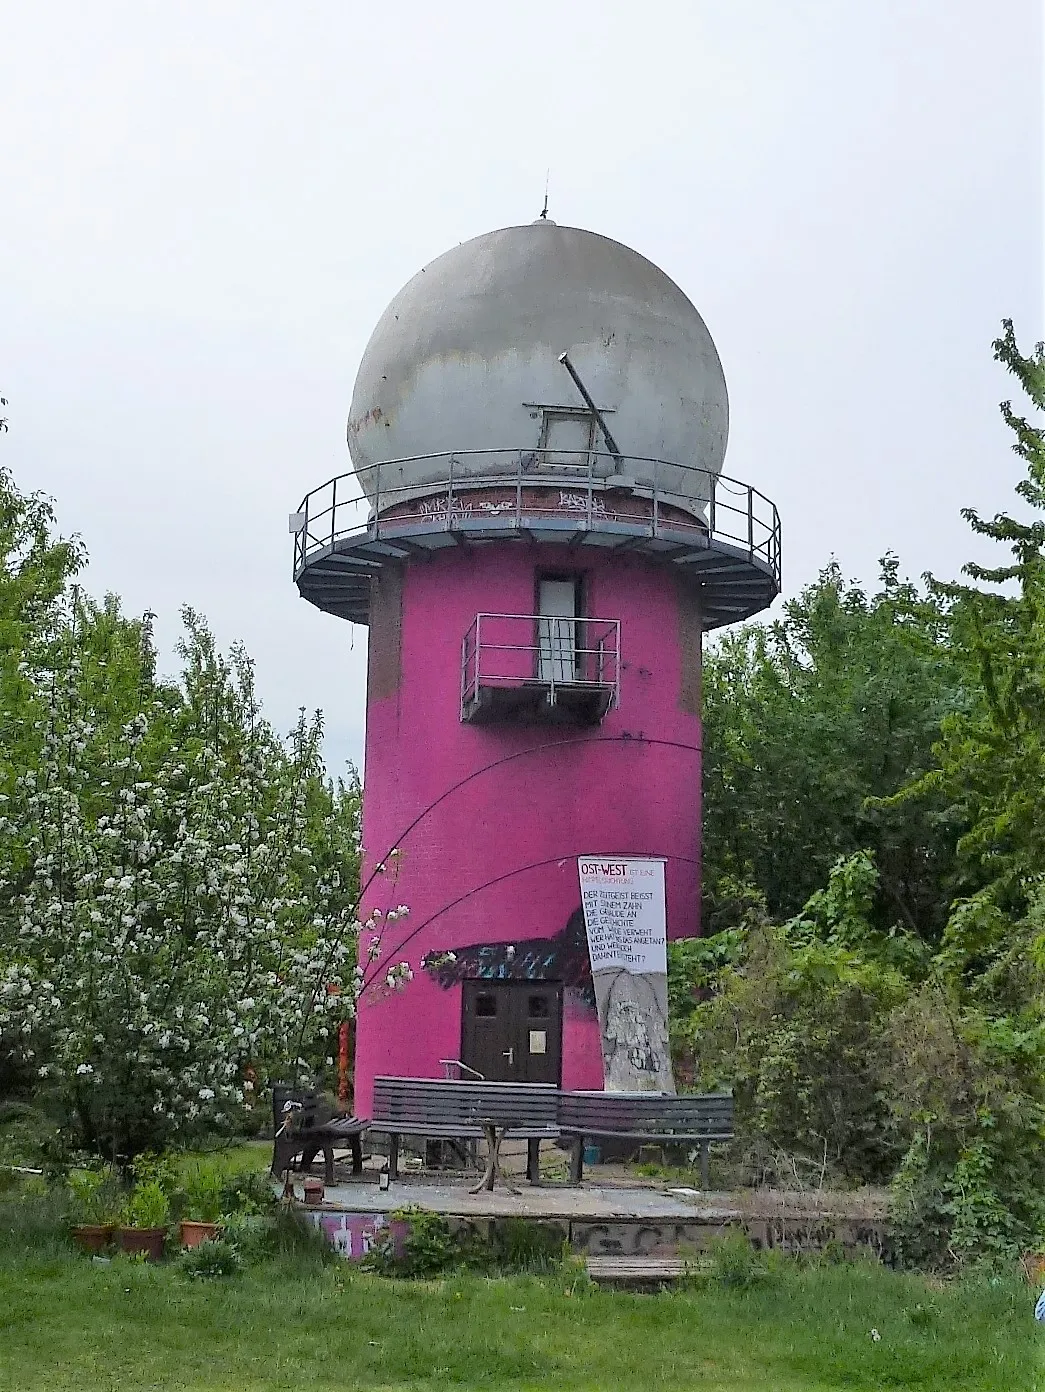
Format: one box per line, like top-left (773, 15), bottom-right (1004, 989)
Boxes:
top-left (363, 1209), bottom-right (571, 1280)
top-left (176, 1237), bottom-right (244, 1281)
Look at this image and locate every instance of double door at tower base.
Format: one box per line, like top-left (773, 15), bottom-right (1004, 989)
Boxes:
top-left (460, 980), bottom-right (563, 1085)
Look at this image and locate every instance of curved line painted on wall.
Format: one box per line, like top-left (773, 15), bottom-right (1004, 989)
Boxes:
top-left (360, 850), bottom-right (702, 1001)
top-left (367, 733), bottom-right (701, 897)
top-left (297, 734), bottom-right (702, 1057)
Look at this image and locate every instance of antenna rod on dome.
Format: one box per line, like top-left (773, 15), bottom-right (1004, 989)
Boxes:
top-left (558, 351), bottom-right (623, 465)
top-left (540, 169), bottom-right (549, 219)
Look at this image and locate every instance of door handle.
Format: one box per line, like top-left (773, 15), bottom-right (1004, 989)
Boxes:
top-left (502, 1048), bottom-right (514, 1066)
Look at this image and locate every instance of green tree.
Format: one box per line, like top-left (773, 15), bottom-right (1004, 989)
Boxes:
top-left (0, 600), bottom-right (364, 1159)
top-left (702, 558), bottom-right (967, 940)
top-left (684, 324), bottom-right (1045, 1265)
top-left (0, 467), bottom-right (86, 788)
top-left (908, 324), bottom-right (1045, 919)
top-left (678, 854), bottom-right (909, 1187)
top-left (0, 466), bottom-right (366, 1157)
top-left (0, 468), bottom-right (86, 1100)
top-left (873, 324), bottom-right (1045, 1264)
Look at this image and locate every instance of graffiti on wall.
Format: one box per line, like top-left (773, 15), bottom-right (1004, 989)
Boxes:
top-left (571, 1218), bottom-right (890, 1260)
top-left (424, 908), bottom-right (595, 1011)
top-left (559, 491), bottom-right (607, 516)
top-left (415, 496), bottom-right (516, 522)
top-left (417, 496), bottom-right (474, 522)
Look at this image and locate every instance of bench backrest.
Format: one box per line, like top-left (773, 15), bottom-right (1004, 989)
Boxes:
top-left (372, 1076), bottom-right (559, 1129)
top-left (558, 1090), bottom-right (734, 1138)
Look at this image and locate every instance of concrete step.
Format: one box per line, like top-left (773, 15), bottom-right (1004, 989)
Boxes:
top-left (585, 1254), bottom-right (706, 1289)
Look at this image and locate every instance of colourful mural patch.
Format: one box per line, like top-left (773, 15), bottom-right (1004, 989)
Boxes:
top-left (302, 1210), bottom-right (406, 1261)
top-left (425, 909), bottom-right (596, 1009)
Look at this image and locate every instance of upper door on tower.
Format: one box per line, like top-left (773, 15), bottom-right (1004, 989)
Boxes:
top-left (346, 221), bottom-right (729, 512)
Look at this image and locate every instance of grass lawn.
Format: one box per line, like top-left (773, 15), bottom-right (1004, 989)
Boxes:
top-left (169, 1138), bottom-right (274, 1177)
top-left (0, 1201), bottom-right (1040, 1392)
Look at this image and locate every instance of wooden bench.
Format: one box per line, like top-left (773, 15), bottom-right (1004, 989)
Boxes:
top-left (557, 1090), bottom-right (734, 1186)
top-left (270, 1086), bottom-right (368, 1185)
top-left (370, 1076), bottom-right (560, 1190)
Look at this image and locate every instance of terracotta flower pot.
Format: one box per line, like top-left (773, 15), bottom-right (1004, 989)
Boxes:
top-left (118, 1226), bottom-right (166, 1261)
top-left (303, 1179), bottom-right (324, 1206)
top-left (72, 1224), bottom-right (114, 1254)
top-left (179, 1220), bottom-right (219, 1249)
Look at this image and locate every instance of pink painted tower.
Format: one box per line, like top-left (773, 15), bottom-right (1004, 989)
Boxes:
top-left (292, 222), bottom-right (780, 1115)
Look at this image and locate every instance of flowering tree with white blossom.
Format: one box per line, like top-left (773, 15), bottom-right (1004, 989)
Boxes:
top-left (0, 582), bottom-right (366, 1158)
top-left (0, 465), bottom-right (426, 1159)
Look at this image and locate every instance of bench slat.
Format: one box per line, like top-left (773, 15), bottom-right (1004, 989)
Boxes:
top-left (372, 1077), bottom-right (560, 1130)
top-left (369, 1123), bottom-right (560, 1140)
top-left (560, 1127), bottom-right (733, 1142)
top-left (558, 1092), bottom-right (734, 1146)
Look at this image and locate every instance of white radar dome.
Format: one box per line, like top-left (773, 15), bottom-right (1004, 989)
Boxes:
top-left (347, 222), bottom-right (728, 509)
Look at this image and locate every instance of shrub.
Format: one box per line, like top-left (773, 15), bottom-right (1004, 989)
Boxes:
top-left (883, 985), bottom-right (1045, 1268)
top-left (121, 1180), bottom-right (170, 1229)
top-left (365, 1212), bottom-right (567, 1279)
top-left (365, 1207), bottom-right (459, 1279)
top-left (219, 1213), bottom-right (274, 1262)
top-left (219, 1166), bottom-right (277, 1217)
top-left (177, 1235), bottom-right (243, 1280)
top-left (181, 1162), bottom-right (225, 1223)
top-left (66, 1167), bottom-right (121, 1226)
top-left (0, 1102), bottom-right (59, 1169)
top-left (708, 1231), bottom-right (773, 1290)
top-left (131, 1151), bottom-right (179, 1197)
top-left (682, 925), bottom-right (907, 1185)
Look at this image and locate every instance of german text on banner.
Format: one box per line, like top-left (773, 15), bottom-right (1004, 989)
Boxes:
top-left (577, 857), bottom-right (667, 975)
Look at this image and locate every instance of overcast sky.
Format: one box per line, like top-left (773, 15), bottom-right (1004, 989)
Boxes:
top-left (1, 1), bottom-right (1041, 776)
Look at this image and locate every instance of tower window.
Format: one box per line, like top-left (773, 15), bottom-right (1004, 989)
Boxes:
top-left (540, 410), bottom-right (596, 468)
top-left (525, 403), bottom-right (615, 471)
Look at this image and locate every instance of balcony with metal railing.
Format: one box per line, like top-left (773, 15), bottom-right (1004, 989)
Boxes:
top-left (291, 449), bottom-right (781, 630)
top-left (460, 613), bottom-right (621, 726)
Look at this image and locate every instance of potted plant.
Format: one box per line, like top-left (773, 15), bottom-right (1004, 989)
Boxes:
top-left (118, 1180), bottom-right (170, 1260)
top-left (67, 1168), bottom-right (119, 1254)
top-left (179, 1163), bottom-right (224, 1248)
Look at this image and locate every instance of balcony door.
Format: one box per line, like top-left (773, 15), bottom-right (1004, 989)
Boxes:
top-left (537, 577), bottom-right (579, 684)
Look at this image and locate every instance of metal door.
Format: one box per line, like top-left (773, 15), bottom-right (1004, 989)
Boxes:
top-left (461, 981), bottom-right (563, 1085)
top-left (537, 578), bottom-right (578, 684)
top-left (513, 983), bottom-right (562, 1085)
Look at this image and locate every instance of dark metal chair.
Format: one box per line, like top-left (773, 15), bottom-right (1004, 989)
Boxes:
top-left (270, 1084), bottom-right (367, 1184)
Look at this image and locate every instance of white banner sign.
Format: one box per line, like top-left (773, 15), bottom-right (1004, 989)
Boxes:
top-left (577, 857), bottom-right (667, 974)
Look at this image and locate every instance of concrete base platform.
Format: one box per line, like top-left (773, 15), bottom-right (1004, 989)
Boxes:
top-left (289, 1169), bottom-right (890, 1262)
top-left (309, 1175), bottom-right (733, 1222)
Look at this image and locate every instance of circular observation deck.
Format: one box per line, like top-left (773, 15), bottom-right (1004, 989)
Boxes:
top-left (291, 449), bottom-right (780, 631)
